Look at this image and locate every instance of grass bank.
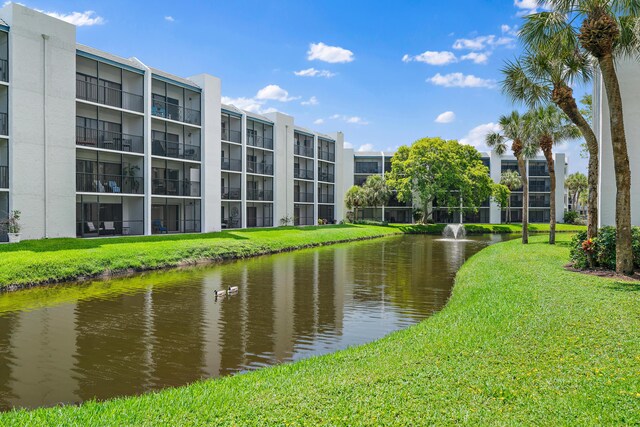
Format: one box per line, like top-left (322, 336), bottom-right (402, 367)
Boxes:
top-left (0, 225), bottom-right (400, 290)
top-left (3, 234), bottom-right (637, 425)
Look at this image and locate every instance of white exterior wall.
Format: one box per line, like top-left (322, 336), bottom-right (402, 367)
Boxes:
top-left (331, 132), bottom-right (346, 221)
top-left (266, 112), bottom-right (294, 225)
top-left (489, 151), bottom-right (502, 224)
top-left (1, 3), bottom-right (76, 239)
top-left (554, 153), bottom-right (566, 224)
top-left (594, 58), bottom-right (640, 226)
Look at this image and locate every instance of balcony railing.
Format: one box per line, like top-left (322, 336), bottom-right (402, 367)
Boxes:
top-left (0, 112), bottom-right (7, 136)
top-left (318, 150), bottom-right (335, 162)
top-left (318, 194), bottom-right (334, 204)
top-left (355, 166), bottom-right (380, 174)
top-left (0, 59), bottom-right (7, 82)
top-left (76, 78), bottom-right (144, 113)
top-left (318, 172), bottom-right (334, 183)
top-left (152, 99), bottom-right (201, 126)
top-left (247, 217), bottom-right (273, 228)
top-left (246, 161), bottom-right (274, 175)
top-left (294, 169), bottom-right (314, 180)
top-left (246, 189), bottom-right (273, 201)
top-left (76, 172), bottom-right (144, 194)
top-left (0, 165), bottom-right (7, 189)
top-left (222, 129), bottom-right (241, 143)
top-left (247, 135), bottom-right (273, 150)
top-left (221, 186), bottom-right (241, 200)
top-left (222, 216), bottom-right (242, 229)
top-left (152, 140), bottom-right (201, 161)
top-left (152, 179), bottom-right (201, 197)
top-left (529, 166), bottom-right (549, 177)
top-left (221, 157), bottom-right (242, 172)
top-left (529, 182), bottom-right (551, 192)
top-left (295, 216), bottom-right (315, 226)
top-left (152, 219), bottom-right (201, 234)
top-left (294, 192), bottom-right (314, 203)
top-left (76, 127), bottom-right (144, 153)
top-left (294, 145), bottom-right (314, 158)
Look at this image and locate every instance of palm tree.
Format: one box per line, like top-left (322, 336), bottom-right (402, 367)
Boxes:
top-left (344, 185), bottom-right (366, 222)
top-left (520, 1), bottom-right (639, 273)
top-left (500, 170), bottom-right (523, 223)
top-left (362, 175), bottom-right (390, 222)
top-left (501, 21), bottom-right (599, 240)
top-left (525, 106), bottom-right (581, 244)
top-left (566, 172), bottom-right (588, 213)
top-left (486, 111), bottom-right (536, 244)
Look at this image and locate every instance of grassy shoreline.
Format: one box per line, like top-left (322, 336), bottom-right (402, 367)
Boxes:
top-left (2, 233), bottom-right (637, 425)
top-left (0, 223), bottom-right (584, 292)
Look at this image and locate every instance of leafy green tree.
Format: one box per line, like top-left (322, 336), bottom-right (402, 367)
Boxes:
top-left (566, 172), bottom-right (588, 213)
top-left (501, 13), bottom-right (599, 240)
top-left (386, 137), bottom-right (493, 224)
top-left (361, 175), bottom-right (390, 221)
top-left (500, 170), bottom-right (523, 223)
top-left (344, 185), bottom-right (366, 222)
top-left (486, 111), bottom-right (537, 244)
top-left (521, 0), bottom-right (640, 273)
top-left (492, 184), bottom-right (512, 221)
top-left (525, 105), bottom-right (581, 244)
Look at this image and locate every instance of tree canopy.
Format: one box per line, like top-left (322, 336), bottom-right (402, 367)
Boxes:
top-left (386, 137), bottom-right (494, 222)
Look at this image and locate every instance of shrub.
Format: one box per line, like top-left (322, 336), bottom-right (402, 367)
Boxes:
top-left (355, 220), bottom-right (389, 226)
top-left (569, 226), bottom-right (640, 270)
top-left (563, 210), bottom-right (580, 225)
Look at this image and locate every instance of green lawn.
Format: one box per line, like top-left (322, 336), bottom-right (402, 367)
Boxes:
top-left (2, 233), bottom-right (637, 425)
top-left (0, 225), bottom-right (400, 290)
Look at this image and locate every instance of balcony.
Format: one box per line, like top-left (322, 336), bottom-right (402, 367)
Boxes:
top-left (76, 127), bottom-right (144, 154)
top-left (222, 129), bottom-right (241, 144)
top-left (246, 161), bottom-right (273, 175)
top-left (152, 179), bottom-right (201, 197)
top-left (0, 58), bottom-right (7, 82)
top-left (247, 135), bottom-right (273, 150)
top-left (355, 165), bottom-right (380, 174)
top-left (294, 145), bottom-right (314, 158)
top-left (0, 112), bottom-right (7, 136)
top-left (221, 187), bottom-right (241, 200)
top-left (294, 192), bottom-right (314, 203)
top-left (294, 169), bottom-right (314, 180)
top-left (152, 99), bottom-right (201, 126)
top-left (221, 157), bottom-right (242, 172)
top-left (318, 172), bottom-right (334, 183)
top-left (529, 166), bottom-right (549, 177)
top-left (246, 189), bottom-right (273, 201)
top-left (294, 216), bottom-right (315, 226)
top-left (76, 78), bottom-right (144, 113)
top-left (0, 165), bottom-right (7, 189)
top-left (318, 194), bottom-right (334, 204)
top-left (76, 172), bottom-right (144, 195)
top-left (152, 139), bottom-right (201, 161)
top-left (318, 150), bottom-right (335, 162)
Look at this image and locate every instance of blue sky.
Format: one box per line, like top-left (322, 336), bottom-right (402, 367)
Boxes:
top-left (14, 0), bottom-right (587, 173)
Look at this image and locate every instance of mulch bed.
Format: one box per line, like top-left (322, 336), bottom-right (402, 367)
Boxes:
top-left (564, 264), bottom-right (640, 282)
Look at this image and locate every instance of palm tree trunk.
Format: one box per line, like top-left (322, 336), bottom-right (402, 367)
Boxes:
top-left (598, 55), bottom-right (633, 275)
top-left (542, 144), bottom-right (556, 245)
top-left (552, 83), bottom-right (598, 239)
top-left (517, 156), bottom-right (529, 244)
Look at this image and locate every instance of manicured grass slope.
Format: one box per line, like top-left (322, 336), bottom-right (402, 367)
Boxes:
top-left (0, 225), bottom-right (400, 289)
top-left (3, 234), bottom-right (638, 425)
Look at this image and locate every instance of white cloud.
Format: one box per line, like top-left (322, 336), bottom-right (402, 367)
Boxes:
top-left (461, 52), bottom-right (490, 64)
top-left (307, 42), bottom-right (354, 63)
top-left (459, 122), bottom-right (501, 151)
top-left (453, 35), bottom-right (514, 51)
top-left (255, 84), bottom-right (299, 102)
top-left (435, 111), bottom-right (456, 124)
top-left (221, 96), bottom-right (267, 114)
top-left (402, 50), bottom-right (457, 65)
top-left (514, 0), bottom-right (549, 15)
top-left (301, 96), bottom-right (319, 106)
top-left (501, 24), bottom-right (518, 36)
top-left (330, 114), bottom-right (370, 125)
top-left (428, 73), bottom-right (496, 88)
top-left (165, 16), bottom-right (175, 22)
top-left (313, 118), bottom-right (325, 125)
top-left (294, 68), bottom-right (337, 78)
top-left (46, 10), bottom-right (104, 26)
top-left (357, 143), bottom-right (375, 152)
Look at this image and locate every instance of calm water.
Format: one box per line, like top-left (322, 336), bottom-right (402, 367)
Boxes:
top-left (0, 234), bottom-right (506, 410)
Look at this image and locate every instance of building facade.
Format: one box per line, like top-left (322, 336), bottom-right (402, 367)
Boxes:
top-left (593, 58), bottom-right (640, 226)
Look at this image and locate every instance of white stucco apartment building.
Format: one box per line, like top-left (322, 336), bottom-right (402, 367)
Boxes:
top-left (0, 3), bottom-right (569, 241)
top-left (593, 58), bottom-right (640, 226)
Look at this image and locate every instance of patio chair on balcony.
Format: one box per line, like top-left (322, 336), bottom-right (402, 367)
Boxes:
top-left (94, 180), bottom-right (106, 193)
top-left (109, 181), bottom-right (121, 193)
top-left (153, 220), bottom-right (168, 234)
top-left (103, 221), bottom-right (116, 235)
top-left (86, 222), bottom-right (98, 234)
